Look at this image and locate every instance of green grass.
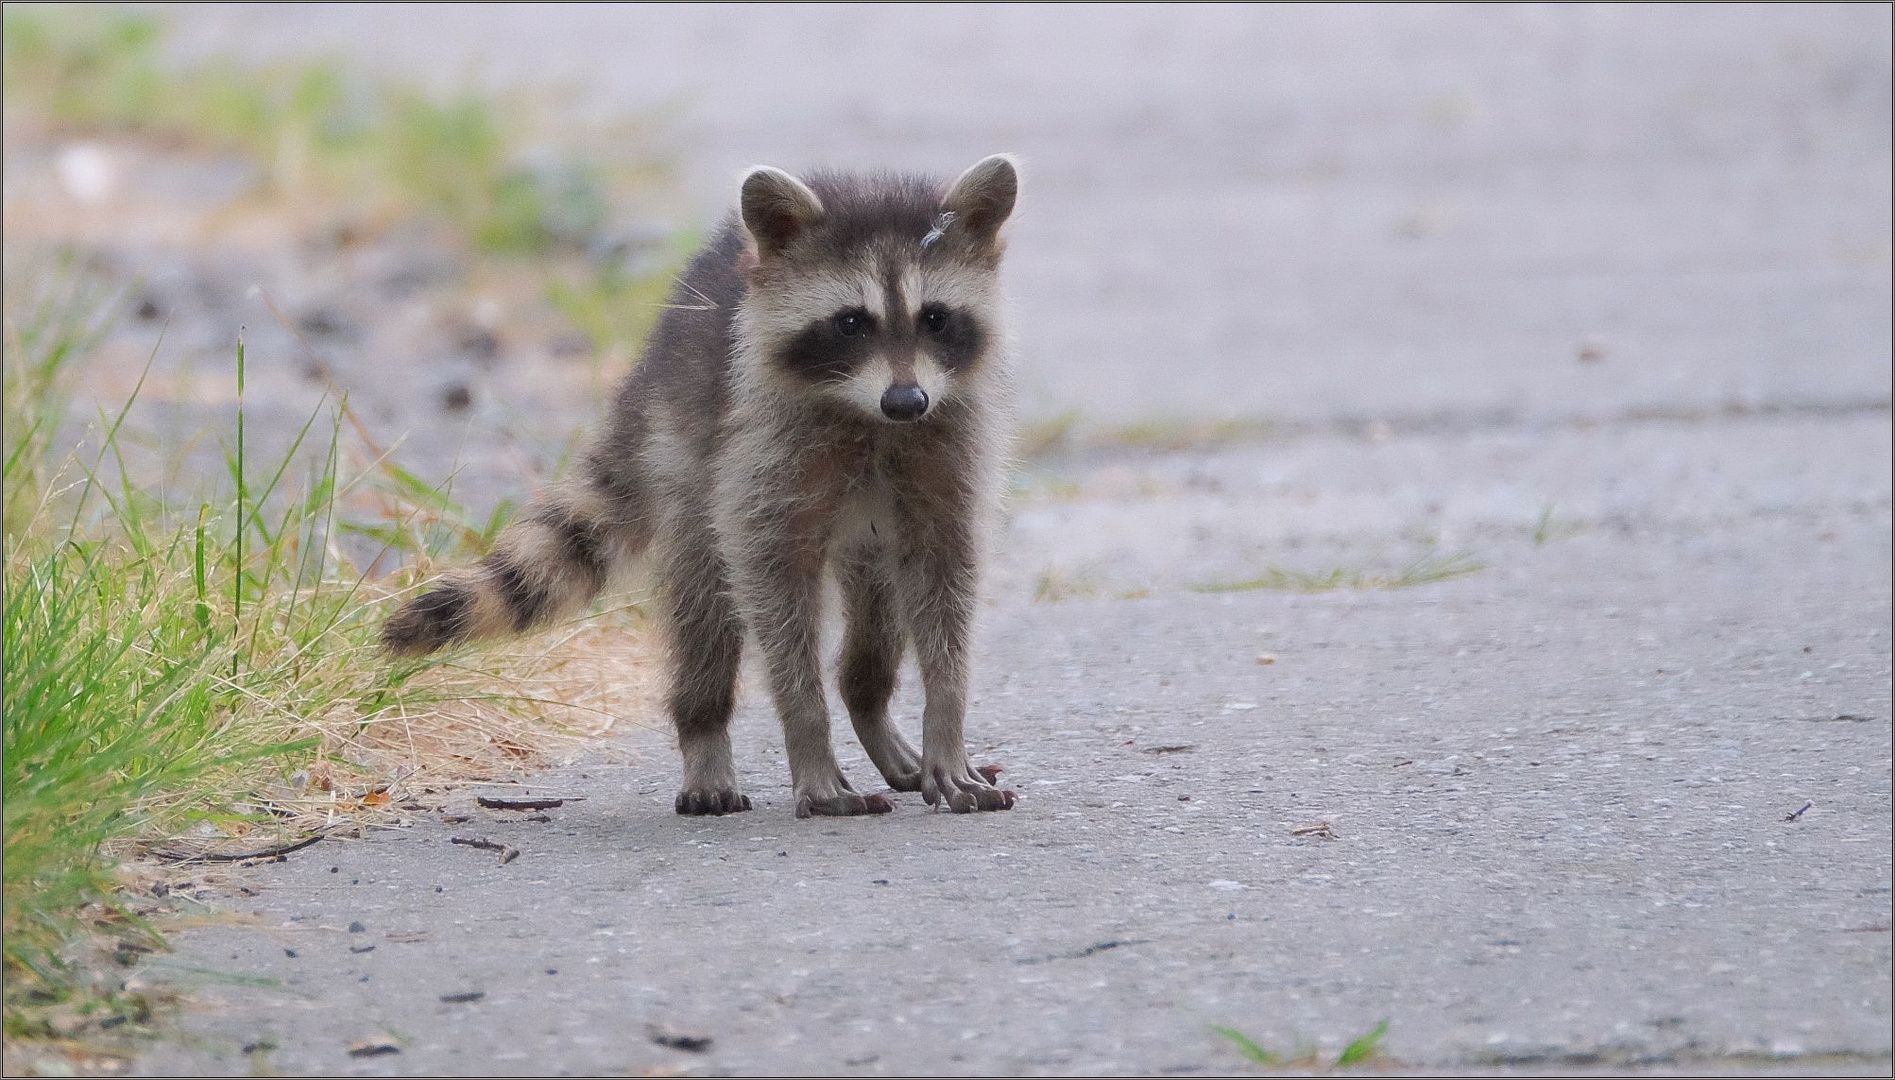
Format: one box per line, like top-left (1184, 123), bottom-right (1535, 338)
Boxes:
top-left (1192, 551), bottom-right (1485, 595)
top-left (0, 274), bottom-right (546, 1038)
top-left (2, 4), bottom-right (627, 257)
top-left (1336, 1019), bottom-right (1390, 1067)
top-left (1213, 1018), bottom-right (1391, 1071)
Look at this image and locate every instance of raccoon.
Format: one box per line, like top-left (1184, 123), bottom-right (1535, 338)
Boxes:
top-left (383, 155), bottom-right (1021, 818)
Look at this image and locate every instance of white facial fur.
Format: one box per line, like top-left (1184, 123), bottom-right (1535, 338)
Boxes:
top-left (824, 353), bottom-right (954, 421)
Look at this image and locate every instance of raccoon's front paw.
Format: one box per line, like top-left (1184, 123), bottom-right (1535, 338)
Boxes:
top-left (921, 759), bottom-right (1015, 814)
top-left (674, 787), bottom-right (752, 815)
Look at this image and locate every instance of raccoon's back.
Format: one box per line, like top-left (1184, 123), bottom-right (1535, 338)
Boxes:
top-left (599, 221), bottom-right (750, 465)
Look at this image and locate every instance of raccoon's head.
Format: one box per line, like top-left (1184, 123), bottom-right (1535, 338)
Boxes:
top-left (734, 155), bottom-right (1018, 423)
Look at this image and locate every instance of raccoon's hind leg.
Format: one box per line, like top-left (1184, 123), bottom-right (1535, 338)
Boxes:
top-left (659, 508), bottom-right (751, 815)
top-left (834, 547), bottom-right (923, 792)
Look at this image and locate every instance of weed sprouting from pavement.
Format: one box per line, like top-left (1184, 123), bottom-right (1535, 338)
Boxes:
top-left (1213, 1018), bottom-right (1393, 1071)
top-left (1335, 1019), bottom-right (1391, 1066)
top-left (1015, 411), bottom-right (1292, 459)
top-left (1212, 1025), bottom-right (1283, 1066)
top-left (1031, 566), bottom-right (1099, 603)
top-left (1104, 415), bottom-right (1282, 452)
top-left (1192, 552), bottom-right (1486, 594)
top-left (1532, 503), bottom-right (1586, 545)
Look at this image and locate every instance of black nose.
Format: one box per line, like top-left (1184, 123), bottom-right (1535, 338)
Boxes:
top-left (880, 384), bottom-right (929, 421)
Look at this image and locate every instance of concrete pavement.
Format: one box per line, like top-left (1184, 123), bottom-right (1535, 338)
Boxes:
top-left (129, 4), bottom-right (1892, 1074)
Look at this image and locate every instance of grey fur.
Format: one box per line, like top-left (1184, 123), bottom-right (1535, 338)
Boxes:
top-left (384, 155), bottom-right (1022, 818)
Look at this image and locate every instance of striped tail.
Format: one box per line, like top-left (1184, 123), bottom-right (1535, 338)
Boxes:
top-left (383, 470), bottom-right (648, 657)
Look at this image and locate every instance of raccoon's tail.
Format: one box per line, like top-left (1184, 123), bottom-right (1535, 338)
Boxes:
top-left (382, 461), bottom-right (652, 658)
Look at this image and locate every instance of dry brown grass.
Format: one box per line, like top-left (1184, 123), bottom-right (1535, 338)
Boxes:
top-left (126, 609), bottom-right (669, 863)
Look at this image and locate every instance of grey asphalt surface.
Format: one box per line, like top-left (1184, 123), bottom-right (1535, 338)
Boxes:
top-left (135, 4), bottom-right (1889, 1075)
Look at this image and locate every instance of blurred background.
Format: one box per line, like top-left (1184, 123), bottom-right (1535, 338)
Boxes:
top-left (7, 3), bottom-right (1888, 516)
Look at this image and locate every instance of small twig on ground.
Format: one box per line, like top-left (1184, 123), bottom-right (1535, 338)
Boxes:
top-left (1291, 821), bottom-right (1338, 839)
top-left (1784, 801), bottom-right (1813, 822)
top-left (450, 836), bottom-right (520, 864)
top-left (475, 796), bottom-right (567, 811)
top-left (150, 832), bottom-right (329, 863)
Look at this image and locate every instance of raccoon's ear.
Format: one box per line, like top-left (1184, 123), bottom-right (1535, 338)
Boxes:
top-left (740, 166), bottom-right (824, 258)
top-left (941, 154), bottom-right (1018, 244)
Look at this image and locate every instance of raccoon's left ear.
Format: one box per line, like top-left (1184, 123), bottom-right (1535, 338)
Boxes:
top-left (740, 166), bottom-right (825, 258)
top-left (941, 154), bottom-right (1019, 244)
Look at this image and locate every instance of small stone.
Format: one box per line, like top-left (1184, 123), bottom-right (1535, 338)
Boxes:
top-left (297, 307), bottom-right (347, 337)
top-left (348, 921), bottom-right (367, 933)
top-left (459, 328), bottom-right (500, 361)
top-left (1255, 653), bottom-right (1276, 665)
top-left (648, 1024), bottom-right (713, 1053)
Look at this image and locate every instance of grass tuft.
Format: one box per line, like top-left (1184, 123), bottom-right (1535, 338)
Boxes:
top-left (1213, 1018), bottom-right (1393, 1071)
top-left (1031, 566), bottom-right (1099, 604)
top-left (1016, 412), bottom-right (1292, 460)
top-left (0, 272), bottom-right (634, 1035)
top-left (1192, 551), bottom-right (1485, 595)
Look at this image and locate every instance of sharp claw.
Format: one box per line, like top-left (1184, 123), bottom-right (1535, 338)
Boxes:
top-left (676, 788), bottom-right (753, 815)
top-left (864, 793), bottom-right (893, 814)
top-left (976, 764), bottom-right (1003, 784)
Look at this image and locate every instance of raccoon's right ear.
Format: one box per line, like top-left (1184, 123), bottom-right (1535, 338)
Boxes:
top-left (941, 154), bottom-right (1019, 244)
top-left (740, 167), bottom-right (824, 258)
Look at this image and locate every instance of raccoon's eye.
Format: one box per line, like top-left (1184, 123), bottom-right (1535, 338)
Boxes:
top-left (919, 305), bottom-right (950, 336)
top-left (833, 310), bottom-right (870, 337)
